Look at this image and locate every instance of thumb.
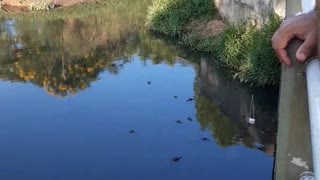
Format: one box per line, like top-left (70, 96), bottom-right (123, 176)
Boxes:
top-left (296, 37), bottom-right (315, 62)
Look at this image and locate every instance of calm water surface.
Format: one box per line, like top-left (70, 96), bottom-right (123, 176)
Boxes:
top-left (0, 1), bottom-right (277, 179)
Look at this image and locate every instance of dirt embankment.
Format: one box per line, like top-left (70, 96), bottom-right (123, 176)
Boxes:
top-left (184, 19), bottom-right (226, 38)
top-left (0, 0), bottom-right (96, 11)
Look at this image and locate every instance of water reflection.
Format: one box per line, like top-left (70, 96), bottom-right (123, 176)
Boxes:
top-left (197, 60), bottom-right (277, 155)
top-left (0, 1), bottom-right (276, 179)
top-left (0, 15), bottom-right (177, 97)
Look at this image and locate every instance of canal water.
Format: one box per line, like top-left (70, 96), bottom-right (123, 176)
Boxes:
top-left (0, 0), bottom-right (278, 179)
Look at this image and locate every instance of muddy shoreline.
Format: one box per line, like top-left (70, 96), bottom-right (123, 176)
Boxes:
top-left (0, 0), bottom-right (96, 12)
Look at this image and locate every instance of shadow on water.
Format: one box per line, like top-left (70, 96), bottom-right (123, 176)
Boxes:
top-left (196, 59), bottom-right (278, 155)
top-left (0, 0), bottom-right (277, 179)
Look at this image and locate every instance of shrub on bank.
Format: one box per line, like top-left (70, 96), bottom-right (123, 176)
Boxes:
top-left (146, 0), bottom-right (282, 86)
top-left (214, 15), bottom-right (282, 85)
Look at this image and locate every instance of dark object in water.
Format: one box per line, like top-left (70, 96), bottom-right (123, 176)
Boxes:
top-left (201, 137), bottom-right (210, 141)
top-left (111, 63), bottom-right (116, 67)
top-left (147, 81), bottom-right (151, 85)
top-left (172, 156), bottom-right (182, 162)
top-left (173, 96), bottom-right (178, 99)
top-left (186, 98), bottom-right (193, 102)
top-left (187, 117), bottom-right (192, 121)
top-left (128, 130), bottom-right (136, 134)
top-left (176, 120), bottom-right (183, 124)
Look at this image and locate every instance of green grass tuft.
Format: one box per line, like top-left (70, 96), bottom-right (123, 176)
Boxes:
top-left (146, 0), bottom-right (215, 36)
top-left (29, 2), bottom-right (55, 11)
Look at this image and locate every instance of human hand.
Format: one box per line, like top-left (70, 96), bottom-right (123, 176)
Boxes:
top-left (272, 10), bottom-right (317, 66)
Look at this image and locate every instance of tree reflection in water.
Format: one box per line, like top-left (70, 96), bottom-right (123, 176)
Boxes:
top-left (0, 0), bottom-right (177, 97)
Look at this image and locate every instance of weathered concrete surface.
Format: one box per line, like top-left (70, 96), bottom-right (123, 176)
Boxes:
top-left (214, 0), bottom-right (286, 24)
top-left (275, 40), bottom-right (313, 180)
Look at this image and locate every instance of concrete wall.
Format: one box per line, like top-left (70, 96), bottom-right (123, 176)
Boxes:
top-left (214, 0), bottom-right (286, 24)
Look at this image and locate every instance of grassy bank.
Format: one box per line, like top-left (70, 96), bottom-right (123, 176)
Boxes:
top-left (146, 0), bottom-right (282, 86)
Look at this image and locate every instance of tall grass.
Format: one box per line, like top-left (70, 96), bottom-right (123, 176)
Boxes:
top-left (146, 0), bottom-right (215, 36)
top-left (213, 15), bottom-right (282, 85)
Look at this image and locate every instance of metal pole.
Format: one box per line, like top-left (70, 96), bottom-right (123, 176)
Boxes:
top-left (304, 0), bottom-right (319, 179)
top-left (301, 0), bottom-right (315, 13)
top-left (306, 58), bottom-right (320, 180)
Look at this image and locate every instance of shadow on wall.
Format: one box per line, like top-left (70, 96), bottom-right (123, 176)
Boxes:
top-left (214, 0), bottom-right (286, 25)
top-left (195, 59), bottom-right (278, 156)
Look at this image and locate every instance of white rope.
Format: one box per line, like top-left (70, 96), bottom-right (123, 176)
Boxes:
top-left (250, 94), bottom-right (254, 119)
top-left (248, 94), bottom-right (255, 124)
